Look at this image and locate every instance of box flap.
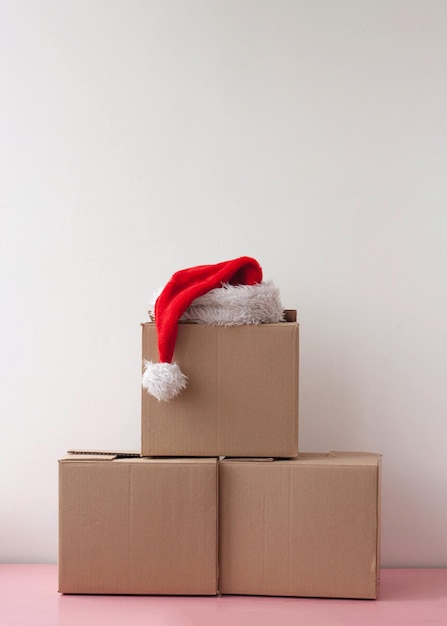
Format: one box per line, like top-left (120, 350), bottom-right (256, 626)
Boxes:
top-left (283, 309), bottom-right (297, 322)
top-left (142, 309), bottom-right (298, 326)
top-left (296, 451), bottom-right (381, 466)
top-left (221, 452), bottom-right (381, 466)
top-left (221, 458), bottom-right (275, 463)
top-left (60, 450), bottom-right (140, 462)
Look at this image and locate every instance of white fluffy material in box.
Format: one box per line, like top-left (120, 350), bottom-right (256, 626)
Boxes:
top-left (142, 361), bottom-right (187, 402)
top-left (149, 280), bottom-right (284, 326)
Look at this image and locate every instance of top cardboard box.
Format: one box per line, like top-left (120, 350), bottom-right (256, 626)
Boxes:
top-left (141, 311), bottom-right (299, 458)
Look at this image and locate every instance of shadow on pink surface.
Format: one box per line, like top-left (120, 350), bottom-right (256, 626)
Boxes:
top-left (378, 568), bottom-right (447, 602)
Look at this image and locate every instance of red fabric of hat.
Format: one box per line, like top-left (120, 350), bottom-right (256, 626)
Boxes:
top-left (142, 256), bottom-right (263, 401)
top-left (155, 256), bottom-right (262, 365)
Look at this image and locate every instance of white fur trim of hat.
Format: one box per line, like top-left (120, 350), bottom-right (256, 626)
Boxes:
top-left (149, 280), bottom-right (284, 326)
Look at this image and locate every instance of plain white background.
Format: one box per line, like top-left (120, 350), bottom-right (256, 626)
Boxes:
top-left (0, 1), bottom-right (446, 567)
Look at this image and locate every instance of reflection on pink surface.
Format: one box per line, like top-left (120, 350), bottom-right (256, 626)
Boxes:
top-left (1, 566), bottom-right (447, 626)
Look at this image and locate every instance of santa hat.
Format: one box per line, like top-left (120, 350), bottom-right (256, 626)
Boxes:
top-left (142, 256), bottom-right (284, 401)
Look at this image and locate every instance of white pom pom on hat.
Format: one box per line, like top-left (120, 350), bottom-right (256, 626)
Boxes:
top-left (142, 256), bottom-right (283, 401)
top-left (142, 361), bottom-right (187, 402)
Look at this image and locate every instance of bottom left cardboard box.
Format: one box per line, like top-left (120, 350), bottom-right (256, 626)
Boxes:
top-left (58, 452), bottom-right (218, 595)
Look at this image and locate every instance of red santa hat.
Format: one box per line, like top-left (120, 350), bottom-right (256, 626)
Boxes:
top-left (142, 256), bottom-right (284, 401)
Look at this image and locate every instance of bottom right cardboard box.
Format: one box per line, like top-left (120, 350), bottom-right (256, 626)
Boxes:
top-left (219, 452), bottom-right (381, 599)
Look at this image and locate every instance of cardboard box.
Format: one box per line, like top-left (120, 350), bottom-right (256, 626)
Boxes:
top-left (219, 452), bottom-right (381, 599)
top-left (59, 452), bottom-right (218, 595)
top-left (141, 311), bottom-right (299, 457)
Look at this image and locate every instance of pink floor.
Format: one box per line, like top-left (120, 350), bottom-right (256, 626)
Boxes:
top-left (0, 566), bottom-right (446, 626)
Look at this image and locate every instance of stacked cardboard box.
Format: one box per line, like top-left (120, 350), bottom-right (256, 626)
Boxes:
top-left (59, 310), bottom-right (381, 599)
top-left (141, 310), bottom-right (299, 457)
top-left (59, 454), bottom-right (218, 595)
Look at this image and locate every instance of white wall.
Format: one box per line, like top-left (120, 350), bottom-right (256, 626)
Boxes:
top-left (1, 0), bottom-right (446, 567)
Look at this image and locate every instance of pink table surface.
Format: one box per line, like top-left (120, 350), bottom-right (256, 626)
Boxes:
top-left (0, 565), bottom-right (446, 626)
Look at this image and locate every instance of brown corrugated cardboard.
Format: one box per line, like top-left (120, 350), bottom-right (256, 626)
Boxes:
top-left (219, 452), bottom-right (381, 599)
top-left (141, 311), bottom-right (299, 457)
top-left (59, 453), bottom-right (218, 595)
